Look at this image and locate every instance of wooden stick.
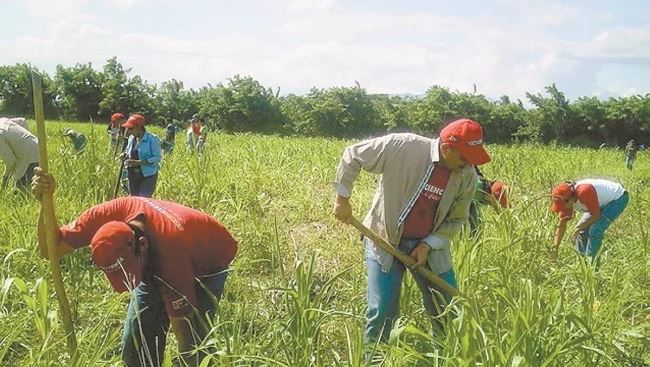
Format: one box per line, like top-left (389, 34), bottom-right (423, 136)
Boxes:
top-left (31, 70), bottom-right (78, 358)
top-left (349, 217), bottom-right (460, 297)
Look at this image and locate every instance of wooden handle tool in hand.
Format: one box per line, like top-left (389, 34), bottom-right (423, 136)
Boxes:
top-left (348, 217), bottom-right (460, 297)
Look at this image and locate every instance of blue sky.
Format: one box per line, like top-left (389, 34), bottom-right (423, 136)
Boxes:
top-left (1, 0), bottom-right (649, 101)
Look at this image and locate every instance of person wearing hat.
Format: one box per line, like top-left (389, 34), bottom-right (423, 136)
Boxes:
top-left (62, 128), bottom-right (87, 153)
top-left (468, 166), bottom-right (509, 238)
top-left (121, 114), bottom-right (162, 198)
top-left (624, 139), bottom-right (637, 171)
top-left (332, 118), bottom-right (491, 343)
top-left (108, 113), bottom-right (127, 148)
top-left (31, 170), bottom-right (238, 367)
top-left (186, 115), bottom-right (205, 153)
top-left (0, 118), bottom-right (39, 189)
top-left (550, 179), bottom-right (629, 263)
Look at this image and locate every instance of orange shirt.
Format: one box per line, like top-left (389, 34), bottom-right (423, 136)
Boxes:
top-left (401, 164), bottom-right (451, 239)
top-left (60, 197), bottom-right (237, 317)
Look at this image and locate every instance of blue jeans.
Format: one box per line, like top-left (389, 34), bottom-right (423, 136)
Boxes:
top-left (121, 268), bottom-right (229, 367)
top-left (365, 238), bottom-right (457, 343)
top-left (127, 171), bottom-right (158, 198)
top-left (575, 192), bottom-right (629, 258)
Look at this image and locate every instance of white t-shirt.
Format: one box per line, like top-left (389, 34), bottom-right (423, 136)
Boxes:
top-left (574, 179), bottom-right (625, 212)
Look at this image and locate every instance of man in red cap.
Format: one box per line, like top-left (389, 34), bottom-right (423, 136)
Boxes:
top-left (551, 178), bottom-right (629, 264)
top-left (332, 118), bottom-right (490, 343)
top-left (32, 168), bottom-right (237, 367)
top-left (468, 166), bottom-right (509, 238)
top-left (108, 112), bottom-right (127, 148)
top-left (121, 114), bottom-right (162, 198)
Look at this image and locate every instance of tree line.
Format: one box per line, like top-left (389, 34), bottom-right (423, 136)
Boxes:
top-left (1, 58), bottom-right (648, 146)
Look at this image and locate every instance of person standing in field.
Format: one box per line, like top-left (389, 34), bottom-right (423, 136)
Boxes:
top-left (122, 114), bottom-right (162, 197)
top-left (161, 123), bottom-right (176, 154)
top-left (468, 166), bottom-right (509, 238)
top-left (551, 179), bottom-right (629, 264)
top-left (624, 139), bottom-right (637, 171)
top-left (332, 118), bottom-right (491, 342)
top-left (195, 118), bottom-right (207, 155)
top-left (0, 118), bottom-right (39, 189)
top-left (32, 170), bottom-right (237, 367)
top-left (63, 128), bottom-right (87, 153)
top-left (109, 113), bottom-right (127, 148)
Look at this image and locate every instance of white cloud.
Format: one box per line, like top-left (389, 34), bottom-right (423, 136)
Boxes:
top-left (569, 26), bottom-right (650, 60)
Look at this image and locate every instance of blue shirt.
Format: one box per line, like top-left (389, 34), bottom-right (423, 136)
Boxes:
top-left (124, 131), bottom-right (162, 177)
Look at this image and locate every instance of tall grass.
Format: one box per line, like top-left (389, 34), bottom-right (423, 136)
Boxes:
top-left (0, 121), bottom-right (647, 366)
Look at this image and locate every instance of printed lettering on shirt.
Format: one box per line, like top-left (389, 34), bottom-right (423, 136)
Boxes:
top-left (136, 197), bottom-right (184, 230)
top-left (171, 298), bottom-right (188, 310)
top-left (422, 183), bottom-right (445, 201)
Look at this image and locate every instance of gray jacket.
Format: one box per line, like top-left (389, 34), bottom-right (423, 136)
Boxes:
top-left (334, 133), bottom-right (477, 273)
top-left (0, 120), bottom-right (39, 183)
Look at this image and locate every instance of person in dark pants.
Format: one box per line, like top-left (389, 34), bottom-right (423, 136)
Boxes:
top-left (32, 171), bottom-right (238, 367)
top-left (122, 114), bottom-right (162, 197)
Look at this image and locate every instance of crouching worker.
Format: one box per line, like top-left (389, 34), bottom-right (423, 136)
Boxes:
top-left (32, 167), bottom-right (238, 367)
top-left (468, 167), bottom-right (509, 238)
top-left (551, 178), bottom-right (629, 265)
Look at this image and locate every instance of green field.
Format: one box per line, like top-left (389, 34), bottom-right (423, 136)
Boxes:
top-left (0, 121), bottom-right (648, 366)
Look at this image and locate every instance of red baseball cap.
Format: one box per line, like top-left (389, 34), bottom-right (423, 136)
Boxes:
top-left (111, 113), bottom-right (125, 122)
top-left (90, 221), bottom-right (143, 293)
top-left (440, 119), bottom-right (491, 165)
top-left (491, 181), bottom-right (509, 208)
top-left (550, 182), bottom-right (573, 212)
top-left (122, 114), bottom-right (145, 129)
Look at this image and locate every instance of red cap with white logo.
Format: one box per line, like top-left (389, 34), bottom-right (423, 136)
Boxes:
top-left (440, 118), bottom-right (491, 165)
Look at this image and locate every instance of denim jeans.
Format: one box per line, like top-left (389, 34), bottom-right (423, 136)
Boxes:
top-left (364, 238), bottom-right (457, 343)
top-left (575, 192), bottom-right (629, 258)
top-left (121, 268), bottom-right (229, 367)
top-left (127, 171), bottom-right (158, 198)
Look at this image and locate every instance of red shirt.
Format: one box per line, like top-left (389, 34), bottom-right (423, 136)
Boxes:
top-left (401, 164), bottom-right (451, 239)
top-left (557, 184), bottom-right (600, 220)
top-left (59, 197), bottom-right (238, 317)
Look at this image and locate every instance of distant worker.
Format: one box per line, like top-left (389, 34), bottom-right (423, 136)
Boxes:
top-left (468, 167), bottom-right (509, 238)
top-left (161, 123), bottom-right (176, 154)
top-left (0, 118), bottom-right (39, 189)
top-left (109, 113), bottom-right (127, 148)
top-left (63, 128), bottom-right (87, 153)
top-left (195, 118), bottom-right (207, 155)
top-left (551, 179), bottom-right (629, 265)
top-left (624, 139), bottom-right (637, 171)
top-left (122, 114), bottom-right (162, 198)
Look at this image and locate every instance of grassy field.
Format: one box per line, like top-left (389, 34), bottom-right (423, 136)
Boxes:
top-left (0, 121), bottom-right (648, 366)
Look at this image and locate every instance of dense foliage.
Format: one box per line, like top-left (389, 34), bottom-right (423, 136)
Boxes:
top-left (1, 60), bottom-right (649, 145)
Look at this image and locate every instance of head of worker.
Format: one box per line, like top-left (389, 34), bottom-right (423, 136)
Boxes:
top-left (122, 114), bottom-right (146, 139)
top-left (439, 118), bottom-right (491, 171)
top-left (550, 182), bottom-right (577, 216)
top-left (90, 221), bottom-right (150, 293)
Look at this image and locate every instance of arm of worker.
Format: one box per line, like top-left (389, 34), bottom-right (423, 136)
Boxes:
top-left (32, 168), bottom-right (75, 259)
top-left (552, 217), bottom-right (570, 259)
top-left (569, 186), bottom-right (600, 242)
top-left (142, 135), bottom-right (162, 166)
top-left (332, 134), bottom-right (400, 223)
top-left (170, 315), bottom-right (200, 366)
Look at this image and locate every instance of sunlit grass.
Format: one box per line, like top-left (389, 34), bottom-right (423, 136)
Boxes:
top-left (0, 121), bottom-right (648, 366)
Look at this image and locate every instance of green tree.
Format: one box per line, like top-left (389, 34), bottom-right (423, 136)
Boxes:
top-left (53, 62), bottom-right (103, 120)
top-left (0, 63), bottom-right (57, 118)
